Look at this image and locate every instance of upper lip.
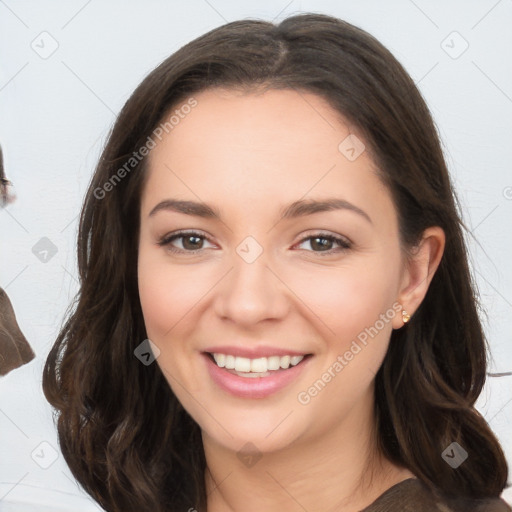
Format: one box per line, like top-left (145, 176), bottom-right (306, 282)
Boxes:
top-left (202, 345), bottom-right (310, 358)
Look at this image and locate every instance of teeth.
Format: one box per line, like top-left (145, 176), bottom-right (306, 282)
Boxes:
top-left (280, 355), bottom-right (290, 369)
top-left (267, 356), bottom-right (281, 370)
top-left (214, 353), bottom-right (226, 368)
top-left (212, 353), bottom-right (305, 372)
top-left (234, 370), bottom-right (270, 378)
top-left (234, 357), bottom-right (251, 372)
top-left (251, 358), bottom-right (267, 372)
top-left (290, 355), bottom-right (304, 366)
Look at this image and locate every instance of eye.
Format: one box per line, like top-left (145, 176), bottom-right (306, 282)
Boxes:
top-left (157, 230), bottom-right (352, 256)
top-left (157, 230), bottom-right (215, 254)
top-left (294, 232), bottom-right (351, 255)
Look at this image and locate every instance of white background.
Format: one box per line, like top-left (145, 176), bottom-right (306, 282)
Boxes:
top-left (1, 0), bottom-right (511, 510)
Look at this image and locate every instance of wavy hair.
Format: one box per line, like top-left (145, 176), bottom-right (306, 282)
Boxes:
top-left (43, 13), bottom-right (509, 511)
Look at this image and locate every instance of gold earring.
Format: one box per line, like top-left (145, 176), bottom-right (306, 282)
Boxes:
top-left (402, 310), bottom-right (411, 324)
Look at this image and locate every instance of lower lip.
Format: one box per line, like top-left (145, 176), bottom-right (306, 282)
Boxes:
top-left (203, 353), bottom-right (311, 399)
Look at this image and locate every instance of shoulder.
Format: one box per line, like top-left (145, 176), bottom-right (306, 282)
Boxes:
top-left (362, 478), bottom-right (512, 512)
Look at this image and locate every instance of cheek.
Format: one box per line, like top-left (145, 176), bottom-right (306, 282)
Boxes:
top-left (278, 258), bottom-right (399, 341)
top-left (293, 269), bottom-right (398, 410)
top-left (137, 243), bottom-right (213, 340)
top-left (137, 250), bottom-right (205, 397)
top-left (138, 261), bottom-right (170, 339)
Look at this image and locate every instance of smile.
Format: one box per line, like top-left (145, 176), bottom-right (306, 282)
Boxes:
top-left (203, 352), bottom-right (312, 398)
top-left (212, 353), bottom-right (305, 376)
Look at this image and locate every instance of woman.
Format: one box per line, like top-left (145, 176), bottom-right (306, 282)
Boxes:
top-left (43, 13), bottom-right (511, 512)
top-left (1, 143), bottom-right (35, 376)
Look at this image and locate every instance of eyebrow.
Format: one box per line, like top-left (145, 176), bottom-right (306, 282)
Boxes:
top-left (148, 197), bottom-right (372, 224)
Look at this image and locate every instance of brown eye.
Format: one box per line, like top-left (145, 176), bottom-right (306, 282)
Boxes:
top-left (158, 231), bottom-right (214, 254)
top-left (180, 234), bottom-right (204, 250)
top-left (295, 233), bottom-right (351, 255)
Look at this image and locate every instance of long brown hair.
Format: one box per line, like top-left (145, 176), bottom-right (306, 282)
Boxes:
top-left (43, 13), bottom-right (509, 511)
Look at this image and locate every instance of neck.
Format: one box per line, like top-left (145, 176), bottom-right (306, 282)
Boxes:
top-left (203, 388), bottom-right (413, 512)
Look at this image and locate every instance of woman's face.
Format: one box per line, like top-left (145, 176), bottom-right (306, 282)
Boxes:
top-left (138, 87), bottom-right (408, 454)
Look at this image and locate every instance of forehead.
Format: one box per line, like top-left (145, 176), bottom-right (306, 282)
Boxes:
top-left (152, 87), bottom-right (357, 160)
top-left (142, 88), bottom-right (395, 227)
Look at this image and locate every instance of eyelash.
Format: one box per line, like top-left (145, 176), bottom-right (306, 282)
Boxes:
top-left (157, 230), bottom-right (351, 256)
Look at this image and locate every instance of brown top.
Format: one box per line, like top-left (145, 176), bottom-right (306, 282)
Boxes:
top-left (361, 478), bottom-right (512, 512)
top-left (0, 287), bottom-right (35, 376)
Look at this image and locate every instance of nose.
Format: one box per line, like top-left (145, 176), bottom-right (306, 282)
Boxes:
top-left (213, 240), bottom-right (290, 327)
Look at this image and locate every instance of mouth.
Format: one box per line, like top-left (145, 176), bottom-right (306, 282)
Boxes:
top-left (205, 352), bottom-right (311, 378)
top-left (202, 351), bottom-right (313, 398)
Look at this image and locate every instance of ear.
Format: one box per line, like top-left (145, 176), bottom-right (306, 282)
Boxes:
top-left (392, 226), bottom-right (446, 329)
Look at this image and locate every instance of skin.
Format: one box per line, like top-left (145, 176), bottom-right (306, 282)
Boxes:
top-left (137, 88), bottom-right (445, 511)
